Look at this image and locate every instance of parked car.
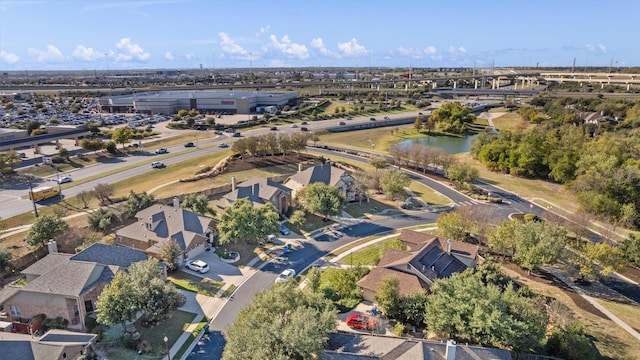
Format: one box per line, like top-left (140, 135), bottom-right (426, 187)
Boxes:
top-left (54, 175), bottom-right (72, 184)
top-left (18, 152), bottom-right (27, 158)
top-left (270, 126), bottom-right (278, 131)
top-left (290, 124), bottom-right (298, 128)
top-left (369, 117), bottom-right (376, 121)
top-left (233, 132), bottom-right (241, 137)
top-left (346, 313), bottom-right (376, 330)
top-left (384, 116), bottom-right (390, 120)
top-left (300, 127), bottom-right (308, 131)
top-left (225, 128), bottom-right (236, 133)
top-left (184, 142), bottom-right (195, 147)
top-left (214, 130), bottom-right (223, 135)
top-left (151, 161), bottom-right (166, 168)
top-left (185, 259), bottom-right (209, 274)
top-left (275, 268), bottom-right (296, 283)
top-left (279, 225), bottom-right (290, 235)
top-left (345, 116), bottom-right (353, 120)
top-left (301, 121), bottom-right (308, 125)
top-left (218, 143), bottom-right (229, 148)
top-left (267, 234), bottom-right (278, 243)
top-left (339, 121), bottom-right (346, 125)
top-left (155, 148), bottom-right (168, 154)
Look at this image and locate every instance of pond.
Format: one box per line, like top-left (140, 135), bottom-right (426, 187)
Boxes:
top-left (395, 134), bottom-right (477, 154)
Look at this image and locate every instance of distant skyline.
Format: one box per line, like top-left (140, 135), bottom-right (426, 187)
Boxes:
top-left (1, 0), bottom-right (639, 71)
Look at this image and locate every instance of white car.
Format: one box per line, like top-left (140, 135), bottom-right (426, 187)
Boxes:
top-left (185, 259), bottom-right (209, 274)
top-left (55, 175), bottom-right (72, 184)
top-left (155, 148), bottom-right (168, 154)
top-left (151, 161), bottom-right (166, 168)
top-left (275, 268), bottom-right (296, 283)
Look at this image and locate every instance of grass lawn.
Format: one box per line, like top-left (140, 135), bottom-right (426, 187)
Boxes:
top-left (317, 125), bottom-right (418, 152)
top-left (168, 272), bottom-right (224, 297)
top-left (336, 238), bottom-right (402, 266)
top-left (291, 213), bottom-right (332, 234)
top-left (216, 242), bottom-right (264, 268)
top-left (344, 198), bottom-right (394, 218)
top-left (408, 181), bottom-right (451, 205)
top-left (103, 310), bottom-right (197, 360)
top-left (490, 112), bottom-right (534, 132)
top-left (595, 299), bottom-right (640, 332)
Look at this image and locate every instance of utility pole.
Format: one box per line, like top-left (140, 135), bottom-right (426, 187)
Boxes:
top-left (26, 174), bottom-right (39, 218)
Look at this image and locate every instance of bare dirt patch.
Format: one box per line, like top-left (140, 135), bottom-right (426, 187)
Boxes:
top-left (619, 265), bottom-right (640, 284)
top-left (225, 153), bottom-right (320, 173)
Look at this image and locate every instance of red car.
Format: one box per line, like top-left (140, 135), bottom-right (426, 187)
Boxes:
top-left (346, 313), bottom-right (376, 330)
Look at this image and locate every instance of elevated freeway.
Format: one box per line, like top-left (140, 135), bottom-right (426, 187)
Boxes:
top-left (541, 72), bottom-right (640, 90)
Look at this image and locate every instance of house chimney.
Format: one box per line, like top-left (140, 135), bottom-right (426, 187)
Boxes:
top-left (47, 240), bottom-right (58, 254)
top-left (298, 163), bottom-right (302, 172)
top-left (445, 340), bottom-right (456, 360)
top-left (173, 196), bottom-right (180, 208)
top-left (232, 176), bottom-right (237, 191)
top-left (446, 239), bottom-right (451, 255)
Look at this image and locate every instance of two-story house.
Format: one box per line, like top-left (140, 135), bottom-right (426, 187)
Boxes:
top-left (284, 163), bottom-right (359, 202)
top-left (356, 229), bottom-right (479, 302)
top-left (116, 202), bottom-right (216, 261)
top-left (0, 242), bottom-right (147, 331)
top-left (217, 176), bottom-right (292, 214)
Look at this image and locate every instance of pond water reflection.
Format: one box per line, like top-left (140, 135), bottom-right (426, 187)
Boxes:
top-left (395, 134), bottom-right (477, 154)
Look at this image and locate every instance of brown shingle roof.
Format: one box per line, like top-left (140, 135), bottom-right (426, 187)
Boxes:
top-left (377, 248), bottom-right (413, 267)
top-left (398, 229), bottom-right (437, 248)
top-left (286, 164), bottom-right (345, 187)
top-left (399, 229), bottom-right (478, 260)
top-left (356, 268), bottom-right (425, 296)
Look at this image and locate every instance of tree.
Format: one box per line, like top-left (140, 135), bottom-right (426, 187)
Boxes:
top-left (0, 247), bottom-right (12, 273)
top-left (160, 239), bottom-right (182, 272)
top-left (288, 209), bottom-right (306, 227)
top-left (182, 193), bottom-right (215, 216)
top-left (512, 220), bottom-right (567, 273)
top-left (97, 259), bottom-right (185, 332)
top-left (369, 155), bottom-right (391, 171)
top-left (222, 281), bottom-right (336, 360)
top-left (424, 270), bottom-right (548, 352)
top-left (436, 212), bottom-right (468, 242)
top-left (620, 234), bottom-right (640, 266)
top-left (93, 183), bottom-right (114, 205)
top-left (546, 321), bottom-right (597, 360)
top-left (379, 170), bottom-right (410, 200)
top-left (446, 162), bottom-right (479, 185)
top-left (96, 270), bottom-right (138, 335)
top-left (571, 242), bottom-right (625, 281)
top-left (122, 191), bottom-right (155, 219)
top-left (86, 121), bottom-right (101, 135)
top-left (430, 102), bottom-right (476, 134)
top-left (306, 266), bottom-right (322, 293)
top-left (374, 277), bottom-right (403, 320)
top-left (54, 227), bottom-right (102, 252)
top-left (111, 127), bottom-right (134, 149)
top-left (298, 182), bottom-right (346, 221)
top-left (77, 190), bottom-right (94, 209)
top-left (58, 147), bottom-right (69, 160)
top-left (0, 151), bottom-right (20, 175)
top-left (488, 219), bottom-right (519, 256)
top-left (413, 115), bottom-right (424, 131)
top-left (129, 259), bottom-right (185, 324)
top-left (88, 208), bottom-right (118, 233)
top-left (218, 199), bottom-right (280, 245)
top-left (26, 120), bottom-right (42, 135)
top-left (81, 138), bottom-right (104, 154)
top-left (25, 213), bottom-right (68, 248)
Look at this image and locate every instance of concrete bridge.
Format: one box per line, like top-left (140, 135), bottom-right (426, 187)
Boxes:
top-left (541, 72), bottom-right (640, 90)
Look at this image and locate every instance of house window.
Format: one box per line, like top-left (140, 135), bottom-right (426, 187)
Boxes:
top-left (9, 304), bottom-right (20, 316)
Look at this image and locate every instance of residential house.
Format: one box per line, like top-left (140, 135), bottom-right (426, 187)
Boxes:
top-left (217, 176), bottom-right (292, 214)
top-left (324, 333), bottom-right (512, 360)
top-left (0, 329), bottom-right (96, 360)
top-left (0, 242), bottom-right (147, 331)
top-left (284, 163), bottom-right (359, 202)
top-left (116, 202), bottom-right (216, 261)
top-left (356, 229), bottom-right (478, 302)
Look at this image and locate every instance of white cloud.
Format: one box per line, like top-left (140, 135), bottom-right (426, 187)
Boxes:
top-left (72, 45), bottom-right (104, 61)
top-left (337, 38), bottom-right (368, 57)
top-left (185, 53), bottom-right (195, 60)
top-left (114, 37), bottom-right (150, 62)
top-left (164, 52), bottom-right (175, 60)
top-left (27, 45), bottom-right (64, 63)
top-left (598, 44), bottom-right (607, 53)
top-left (310, 38), bottom-right (340, 58)
top-left (218, 32), bottom-right (248, 57)
top-left (424, 46), bottom-right (437, 55)
top-left (448, 46), bottom-right (466, 55)
top-left (586, 44), bottom-right (595, 52)
top-left (256, 25), bottom-right (270, 37)
top-left (0, 50), bottom-right (19, 64)
top-left (268, 35), bottom-right (309, 59)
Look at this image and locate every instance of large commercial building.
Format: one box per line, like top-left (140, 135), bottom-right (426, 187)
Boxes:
top-left (97, 90), bottom-right (301, 115)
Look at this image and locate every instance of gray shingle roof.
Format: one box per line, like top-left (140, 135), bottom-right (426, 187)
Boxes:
top-left (117, 204), bottom-right (213, 251)
top-left (220, 176), bottom-right (290, 209)
top-left (21, 253), bottom-right (72, 276)
top-left (70, 243), bottom-right (147, 268)
top-left (22, 260), bottom-right (105, 297)
top-left (287, 164), bottom-right (345, 187)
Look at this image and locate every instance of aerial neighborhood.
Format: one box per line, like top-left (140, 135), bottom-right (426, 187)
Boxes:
top-left (1, 2), bottom-right (640, 360)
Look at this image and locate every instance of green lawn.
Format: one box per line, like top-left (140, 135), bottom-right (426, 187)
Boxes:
top-left (408, 181), bottom-right (451, 205)
top-left (336, 238), bottom-right (402, 266)
top-left (344, 198), bottom-right (394, 218)
top-left (168, 272), bottom-right (224, 297)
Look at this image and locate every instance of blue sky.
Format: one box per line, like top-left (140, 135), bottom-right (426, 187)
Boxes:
top-left (1, 0), bottom-right (638, 71)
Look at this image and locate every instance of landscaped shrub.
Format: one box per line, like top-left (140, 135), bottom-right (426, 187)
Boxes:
top-left (121, 331), bottom-right (141, 350)
top-left (195, 166), bottom-right (213, 175)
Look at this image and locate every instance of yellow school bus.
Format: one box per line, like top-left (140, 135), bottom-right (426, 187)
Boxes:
top-left (29, 186), bottom-right (60, 201)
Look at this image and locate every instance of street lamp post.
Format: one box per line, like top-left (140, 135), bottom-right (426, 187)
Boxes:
top-left (25, 174), bottom-right (39, 218)
top-left (164, 336), bottom-right (171, 360)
